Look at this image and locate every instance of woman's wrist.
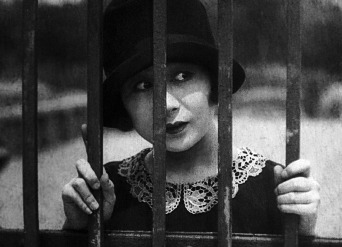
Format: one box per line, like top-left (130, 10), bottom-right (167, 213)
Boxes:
top-left (298, 213), bottom-right (317, 236)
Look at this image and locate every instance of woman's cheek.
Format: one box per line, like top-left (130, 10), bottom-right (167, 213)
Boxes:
top-left (130, 102), bottom-right (154, 142)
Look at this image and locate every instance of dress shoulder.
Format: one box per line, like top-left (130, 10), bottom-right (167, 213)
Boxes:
top-left (103, 148), bottom-right (154, 230)
top-left (104, 148), bottom-right (150, 180)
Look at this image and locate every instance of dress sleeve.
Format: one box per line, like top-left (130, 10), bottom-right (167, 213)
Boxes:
top-left (103, 161), bottom-right (132, 229)
top-left (232, 159), bottom-right (283, 234)
top-left (103, 161), bottom-right (153, 230)
top-left (264, 160), bottom-right (284, 233)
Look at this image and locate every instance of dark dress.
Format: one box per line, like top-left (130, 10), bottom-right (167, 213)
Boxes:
top-left (104, 147), bottom-right (283, 233)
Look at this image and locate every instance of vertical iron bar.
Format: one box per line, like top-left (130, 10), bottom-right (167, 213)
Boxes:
top-left (285, 0), bottom-right (301, 246)
top-left (217, 0), bottom-right (233, 247)
top-left (152, 0), bottom-right (167, 246)
top-left (22, 0), bottom-right (39, 246)
top-left (87, 0), bottom-right (103, 246)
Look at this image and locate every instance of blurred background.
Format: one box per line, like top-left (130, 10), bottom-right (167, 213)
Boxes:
top-left (0, 0), bottom-right (341, 238)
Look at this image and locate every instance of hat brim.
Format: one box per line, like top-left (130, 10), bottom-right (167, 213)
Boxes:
top-left (103, 37), bottom-right (245, 128)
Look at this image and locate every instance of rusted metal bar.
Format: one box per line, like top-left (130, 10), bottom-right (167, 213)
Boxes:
top-left (22, 0), bottom-right (39, 246)
top-left (3, 229), bottom-right (342, 247)
top-left (152, 0), bottom-right (167, 245)
top-left (217, 0), bottom-right (234, 246)
top-left (87, 0), bottom-right (104, 246)
top-left (152, 0), bottom-right (167, 246)
top-left (285, 0), bottom-right (301, 246)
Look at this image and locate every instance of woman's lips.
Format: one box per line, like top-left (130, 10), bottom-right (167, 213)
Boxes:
top-left (166, 121), bottom-right (188, 135)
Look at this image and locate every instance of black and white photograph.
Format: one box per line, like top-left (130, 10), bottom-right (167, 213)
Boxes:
top-left (0, 0), bottom-right (341, 246)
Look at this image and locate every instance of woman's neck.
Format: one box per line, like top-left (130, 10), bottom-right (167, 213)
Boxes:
top-left (162, 118), bottom-right (220, 183)
top-left (166, 123), bottom-right (217, 179)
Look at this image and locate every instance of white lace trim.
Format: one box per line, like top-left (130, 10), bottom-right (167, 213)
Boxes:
top-left (117, 147), bottom-right (267, 215)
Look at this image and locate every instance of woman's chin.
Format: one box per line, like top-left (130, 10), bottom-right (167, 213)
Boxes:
top-left (165, 138), bottom-right (198, 153)
top-left (166, 145), bottom-right (190, 153)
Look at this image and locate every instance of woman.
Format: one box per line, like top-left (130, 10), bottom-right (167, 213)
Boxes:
top-left (62, 0), bottom-right (320, 235)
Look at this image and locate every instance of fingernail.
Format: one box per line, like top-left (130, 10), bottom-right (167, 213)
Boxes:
top-left (281, 170), bottom-right (288, 178)
top-left (86, 208), bottom-right (92, 215)
top-left (90, 201), bottom-right (99, 210)
top-left (274, 187), bottom-right (278, 195)
top-left (93, 182), bottom-right (100, 190)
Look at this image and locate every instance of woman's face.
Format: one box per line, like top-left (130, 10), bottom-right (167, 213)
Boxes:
top-left (121, 63), bottom-right (216, 152)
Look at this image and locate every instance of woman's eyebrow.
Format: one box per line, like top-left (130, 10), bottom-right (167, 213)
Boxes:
top-left (130, 69), bottom-right (153, 82)
top-left (122, 72), bottom-right (153, 94)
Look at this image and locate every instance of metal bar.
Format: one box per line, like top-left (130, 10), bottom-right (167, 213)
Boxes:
top-left (22, 0), bottom-right (39, 246)
top-left (3, 229), bottom-right (342, 247)
top-left (87, 0), bottom-right (104, 246)
top-left (152, 0), bottom-right (167, 246)
top-left (217, 0), bottom-right (233, 246)
top-left (285, 0), bottom-right (301, 246)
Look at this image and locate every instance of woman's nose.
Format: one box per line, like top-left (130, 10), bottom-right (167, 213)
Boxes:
top-left (166, 91), bottom-right (180, 117)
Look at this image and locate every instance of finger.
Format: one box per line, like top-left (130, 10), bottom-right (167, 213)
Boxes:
top-left (76, 159), bottom-right (100, 189)
top-left (62, 184), bottom-right (93, 215)
top-left (100, 170), bottom-right (115, 204)
top-left (274, 165), bottom-right (284, 186)
top-left (278, 203), bottom-right (319, 216)
top-left (282, 159), bottom-right (311, 179)
top-left (81, 124), bottom-right (88, 148)
top-left (275, 177), bottom-right (315, 195)
top-left (277, 191), bottom-right (320, 205)
top-left (72, 178), bottom-right (99, 211)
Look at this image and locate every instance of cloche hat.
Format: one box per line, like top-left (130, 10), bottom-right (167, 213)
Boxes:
top-left (103, 0), bottom-right (245, 130)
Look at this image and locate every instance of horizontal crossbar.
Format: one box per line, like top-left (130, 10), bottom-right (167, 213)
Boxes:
top-left (1, 229), bottom-right (341, 247)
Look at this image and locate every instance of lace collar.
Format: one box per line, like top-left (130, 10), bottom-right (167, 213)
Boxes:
top-left (117, 147), bottom-right (267, 215)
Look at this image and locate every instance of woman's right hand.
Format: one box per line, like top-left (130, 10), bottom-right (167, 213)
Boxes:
top-left (62, 124), bottom-right (116, 229)
top-left (62, 159), bottom-right (116, 229)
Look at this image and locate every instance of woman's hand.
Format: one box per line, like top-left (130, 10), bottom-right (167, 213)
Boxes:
top-left (274, 159), bottom-right (320, 236)
top-left (62, 160), bottom-right (116, 229)
top-left (62, 124), bottom-right (116, 229)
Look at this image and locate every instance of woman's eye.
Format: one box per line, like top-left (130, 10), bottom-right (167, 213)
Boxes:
top-left (173, 72), bottom-right (193, 82)
top-left (135, 81), bottom-right (153, 91)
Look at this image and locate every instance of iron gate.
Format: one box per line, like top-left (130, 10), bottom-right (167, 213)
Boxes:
top-left (0, 0), bottom-right (341, 246)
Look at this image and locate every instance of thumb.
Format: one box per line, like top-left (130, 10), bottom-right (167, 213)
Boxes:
top-left (101, 169), bottom-right (115, 201)
top-left (100, 169), bottom-right (115, 220)
top-left (274, 165), bottom-right (284, 186)
top-left (81, 124), bottom-right (88, 149)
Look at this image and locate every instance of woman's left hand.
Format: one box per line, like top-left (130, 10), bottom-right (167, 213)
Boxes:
top-left (274, 159), bottom-right (320, 236)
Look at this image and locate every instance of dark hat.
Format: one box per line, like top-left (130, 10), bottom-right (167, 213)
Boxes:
top-left (103, 0), bottom-right (245, 130)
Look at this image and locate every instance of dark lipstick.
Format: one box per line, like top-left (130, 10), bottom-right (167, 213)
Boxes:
top-left (166, 121), bottom-right (188, 135)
